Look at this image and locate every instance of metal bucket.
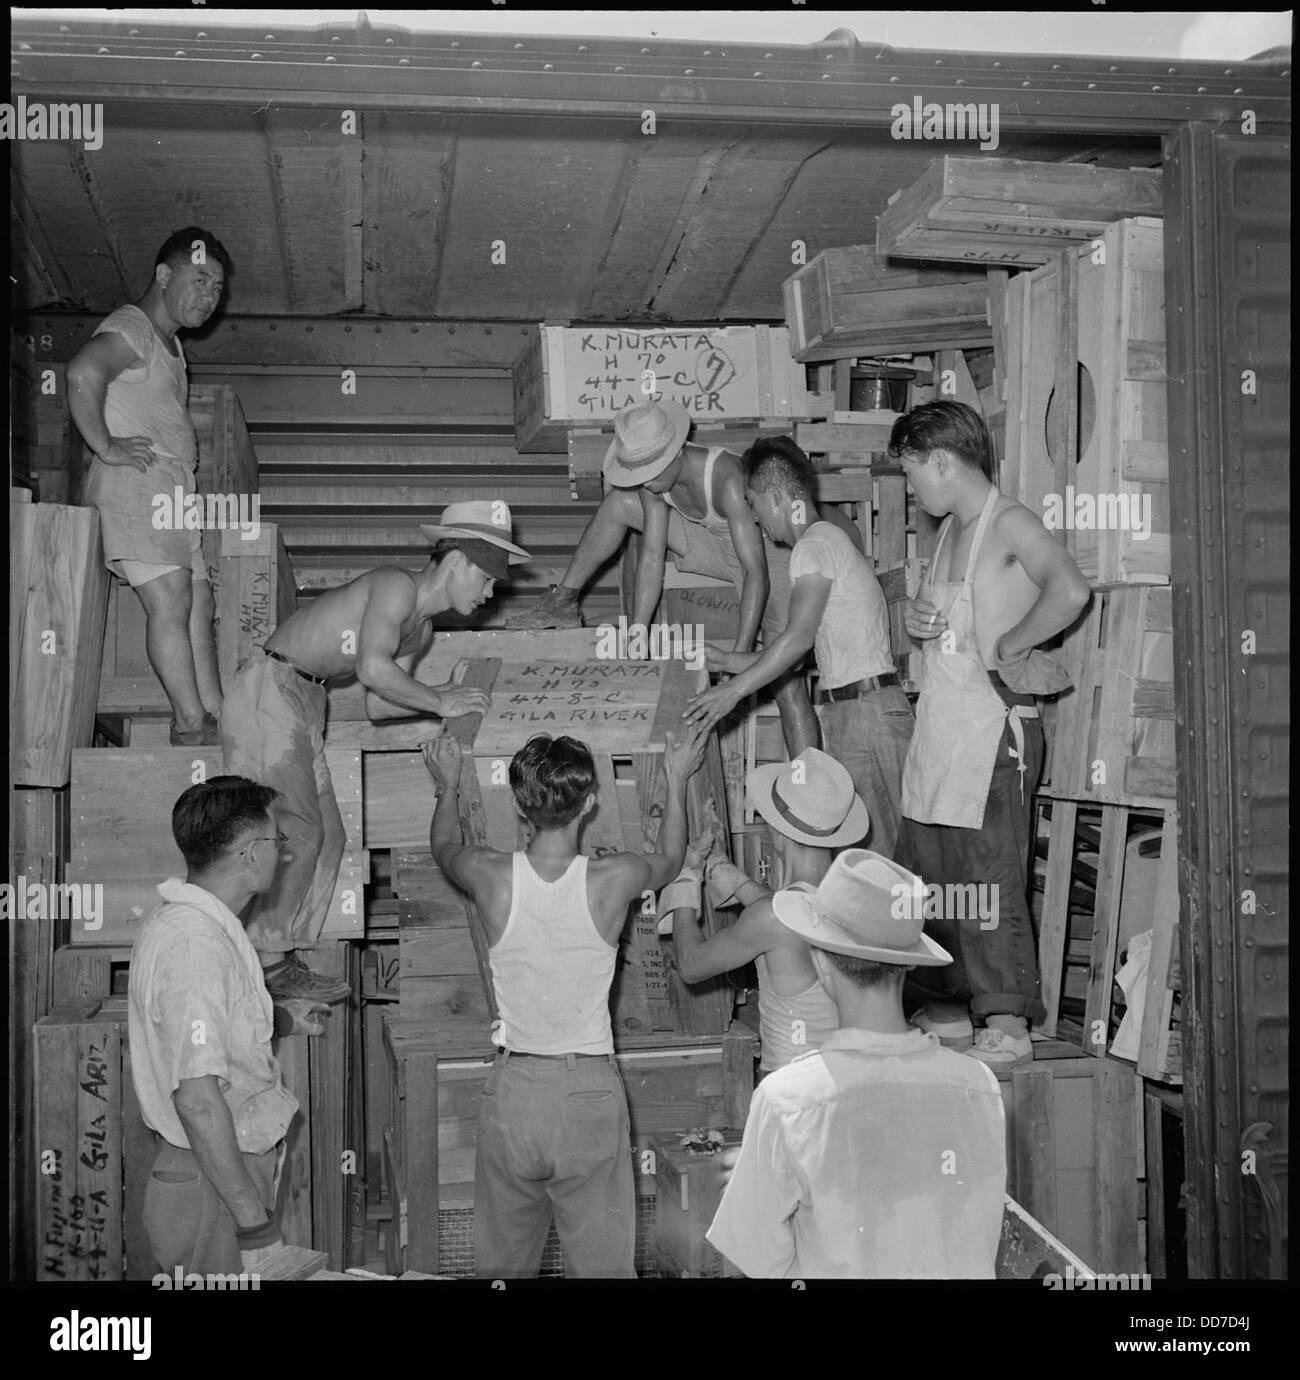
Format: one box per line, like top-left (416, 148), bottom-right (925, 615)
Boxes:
top-left (850, 366), bottom-right (913, 412)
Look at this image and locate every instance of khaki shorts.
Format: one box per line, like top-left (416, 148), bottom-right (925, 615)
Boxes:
top-left (664, 511), bottom-right (791, 637)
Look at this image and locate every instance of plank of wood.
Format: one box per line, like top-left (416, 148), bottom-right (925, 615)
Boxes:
top-left (1011, 1067), bottom-right (1058, 1233)
top-left (402, 1049), bottom-right (441, 1273)
top-left (118, 1023), bottom-right (155, 1279)
top-left (1137, 808), bottom-right (1180, 1081)
top-left (1084, 807), bottom-right (1129, 1055)
top-left (75, 1017), bottom-right (123, 1280)
top-left (400, 927), bottom-right (481, 978)
top-left (305, 943), bottom-right (351, 1269)
top-left (274, 1034), bottom-right (313, 1250)
top-left (721, 1024), bottom-right (759, 1129)
top-left (11, 502), bottom-right (111, 787)
top-left (1092, 1059), bottom-right (1141, 1273)
top-left (251, 1245), bottom-right (332, 1281)
top-left (1036, 799), bottom-right (1078, 1037)
top-left (35, 1012), bottom-right (83, 1279)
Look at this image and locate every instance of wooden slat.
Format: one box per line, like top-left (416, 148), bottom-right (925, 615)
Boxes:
top-left (118, 1024), bottom-right (154, 1279)
top-left (401, 1049), bottom-right (440, 1273)
top-left (1137, 808), bottom-right (1180, 1082)
top-left (1035, 799), bottom-right (1077, 1038)
top-left (1083, 806), bottom-right (1129, 1054)
top-left (306, 942), bottom-right (352, 1270)
top-left (76, 1017), bottom-right (123, 1280)
top-left (1092, 1059), bottom-right (1141, 1273)
top-left (275, 1034), bottom-right (313, 1249)
top-left (1011, 1067), bottom-right (1058, 1231)
top-left (35, 1009), bottom-right (84, 1279)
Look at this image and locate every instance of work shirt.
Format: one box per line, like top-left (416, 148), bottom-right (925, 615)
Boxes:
top-left (706, 1026), bottom-right (1006, 1278)
top-left (80, 304), bottom-right (200, 573)
top-left (789, 521), bottom-right (894, 688)
top-left (487, 853), bottom-right (617, 1055)
top-left (128, 878), bottom-right (298, 1154)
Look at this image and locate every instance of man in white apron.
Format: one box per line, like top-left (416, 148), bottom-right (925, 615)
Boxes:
top-left (889, 402), bottom-right (1091, 1068)
top-left (68, 226), bottom-right (232, 746)
top-left (507, 398), bottom-right (834, 756)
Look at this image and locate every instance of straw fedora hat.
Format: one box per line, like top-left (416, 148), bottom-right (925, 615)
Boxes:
top-left (603, 399), bottom-right (691, 488)
top-left (419, 501), bottom-right (530, 561)
top-left (746, 748), bottom-right (870, 849)
top-left (772, 849), bottom-right (952, 966)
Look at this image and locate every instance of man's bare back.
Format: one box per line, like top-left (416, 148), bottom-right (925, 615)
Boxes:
top-left (267, 568), bottom-right (433, 681)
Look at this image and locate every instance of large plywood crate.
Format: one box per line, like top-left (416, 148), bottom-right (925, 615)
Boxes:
top-left (65, 746), bottom-right (367, 947)
top-left (877, 156), bottom-right (1163, 267)
top-left (10, 501), bottom-right (111, 787)
top-left (782, 245), bottom-right (992, 361)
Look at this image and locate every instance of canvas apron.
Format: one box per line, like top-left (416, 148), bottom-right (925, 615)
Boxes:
top-left (901, 488), bottom-right (1037, 829)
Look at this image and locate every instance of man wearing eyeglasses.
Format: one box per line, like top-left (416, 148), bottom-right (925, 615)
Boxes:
top-left (128, 775), bottom-right (323, 1279)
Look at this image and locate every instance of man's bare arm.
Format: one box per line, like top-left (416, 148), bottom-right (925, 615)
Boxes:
top-left (173, 1075), bottom-right (271, 1229)
top-left (66, 333), bottom-right (156, 470)
top-left (673, 897), bottom-right (782, 985)
top-left (364, 623), bottom-right (436, 720)
top-left (993, 506), bottom-right (1092, 661)
top-left (717, 468), bottom-right (769, 654)
top-left (355, 572), bottom-right (489, 719)
top-left (630, 493), bottom-right (671, 627)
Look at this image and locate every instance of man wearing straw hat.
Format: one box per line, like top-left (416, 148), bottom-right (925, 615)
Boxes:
top-left (220, 500), bottom-right (530, 1002)
top-left (508, 398), bottom-right (827, 756)
top-left (706, 849), bottom-right (1007, 1279)
top-left (659, 749), bottom-right (865, 1075)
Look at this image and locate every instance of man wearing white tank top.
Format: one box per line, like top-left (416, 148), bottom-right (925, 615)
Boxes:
top-left (422, 725), bottom-right (707, 1278)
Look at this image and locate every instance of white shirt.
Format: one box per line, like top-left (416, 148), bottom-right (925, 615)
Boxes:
top-left (706, 1026), bottom-right (1006, 1278)
top-left (788, 522), bottom-right (894, 688)
top-left (128, 879), bottom-right (297, 1153)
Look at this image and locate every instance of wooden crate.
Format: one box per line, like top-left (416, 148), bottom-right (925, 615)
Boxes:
top-left (10, 501), bottom-right (111, 787)
top-left (217, 523), bottom-right (298, 685)
top-left (782, 245), bottom-right (992, 361)
top-left (381, 1011), bottom-right (756, 1275)
top-left (188, 383), bottom-right (259, 577)
top-left (65, 746), bottom-right (368, 948)
top-left (33, 997), bottom-right (154, 1280)
top-left (1044, 585), bottom-right (1175, 806)
top-left (998, 1052), bottom-right (1142, 1275)
top-left (651, 1135), bottom-right (744, 1278)
top-left (1072, 218), bottom-right (1170, 585)
top-left (1003, 219), bottom-right (1169, 585)
top-left (1033, 798), bottom-right (1181, 1084)
top-left (513, 324), bottom-right (808, 452)
top-left (877, 156), bottom-right (1163, 267)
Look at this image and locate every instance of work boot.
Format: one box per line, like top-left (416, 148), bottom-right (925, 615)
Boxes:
top-left (262, 953), bottom-right (351, 1005)
top-left (200, 712), bottom-right (222, 746)
top-left (169, 719), bottom-right (205, 747)
top-left (506, 584), bottom-right (584, 630)
top-left (964, 1024), bottom-right (1034, 1069)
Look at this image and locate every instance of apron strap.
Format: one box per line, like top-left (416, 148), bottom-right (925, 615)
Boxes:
top-left (1004, 703), bottom-right (1040, 804)
top-left (962, 486), bottom-right (1002, 593)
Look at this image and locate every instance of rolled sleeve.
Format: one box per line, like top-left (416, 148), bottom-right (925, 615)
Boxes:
top-left (705, 1087), bottom-right (801, 1278)
top-left (150, 929), bottom-right (235, 1095)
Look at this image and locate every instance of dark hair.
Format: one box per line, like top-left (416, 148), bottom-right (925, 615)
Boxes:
top-left (155, 226), bottom-right (233, 277)
top-left (822, 951), bottom-right (910, 989)
top-left (509, 735), bottom-right (595, 828)
top-left (172, 775), bottom-right (279, 870)
top-left (743, 436), bottom-right (818, 505)
top-left (887, 401), bottom-right (993, 479)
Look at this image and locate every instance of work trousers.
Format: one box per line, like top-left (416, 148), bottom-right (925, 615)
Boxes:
top-left (143, 1138), bottom-right (279, 1276)
top-left (896, 714), bottom-right (1047, 1025)
top-left (475, 1051), bottom-right (636, 1279)
top-left (816, 685), bottom-right (914, 860)
top-left (221, 649), bottom-right (345, 955)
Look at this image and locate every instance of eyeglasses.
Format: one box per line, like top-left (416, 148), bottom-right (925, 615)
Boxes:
top-left (240, 832), bottom-right (289, 856)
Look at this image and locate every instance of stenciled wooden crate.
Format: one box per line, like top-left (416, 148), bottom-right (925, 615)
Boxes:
top-left (217, 523), bottom-right (299, 685)
top-left (651, 1134), bottom-right (744, 1278)
top-left (65, 746), bottom-right (367, 948)
top-left (782, 245), bottom-right (992, 361)
top-left (1044, 584), bottom-right (1175, 807)
top-left (877, 156), bottom-right (1163, 267)
top-left (33, 997), bottom-right (154, 1281)
top-left (513, 324), bottom-right (808, 452)
top-left (11, 501), bottom-right (111, 788)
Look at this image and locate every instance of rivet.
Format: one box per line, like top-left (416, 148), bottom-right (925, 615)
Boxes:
top-left (1153, 84), bottom-right (1162, 91)
top-left (265, 33), bottom-right (275, 41)
top-left (754, 71), bottom-right (764, 78)
top-left (514, 42), bottom-right (525, 50)
top-left (822, 73), bottom-right (831, 81)
top-left (196, 31), bottom-right (207, 39)
top-left (1088, 82), bottom-right (1097, 90)
top-left (399, 58), bottom-right (409, 65)
top-left (578, 45), bottom-right (587, 53)
top-left (1022, 80), bottom-right (1031, 87)
top-left (98, 46), bottom-right (111, 55)
top-left (472, 60), bottom-right (482, 68)
top-left (685, 68), bottom-right (694, 76)
top-left (641, 47), bottom-right (651, 55)
top-left (614, 65), bottom-right (624, 73)
top-left (450, 40), bottom-right (460, 48)
top-left (251, 52), bottom-right (262, 60)
top-left (385, 37), bottom-right (395, 45)
top-left (326, 55), bottom-right (336, 63)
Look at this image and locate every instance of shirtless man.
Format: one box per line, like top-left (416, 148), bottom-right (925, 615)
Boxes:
top-left (661, 750), bottom-right (866, 1076)
top-left (510, 400), bottom-right (858, 757)
top-left (220, 501), bottom-right (529, 1001)
top-left (68, 226), bottom-right (231, 746)
top-left (890, 402), bottom-right (1090, 1067)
